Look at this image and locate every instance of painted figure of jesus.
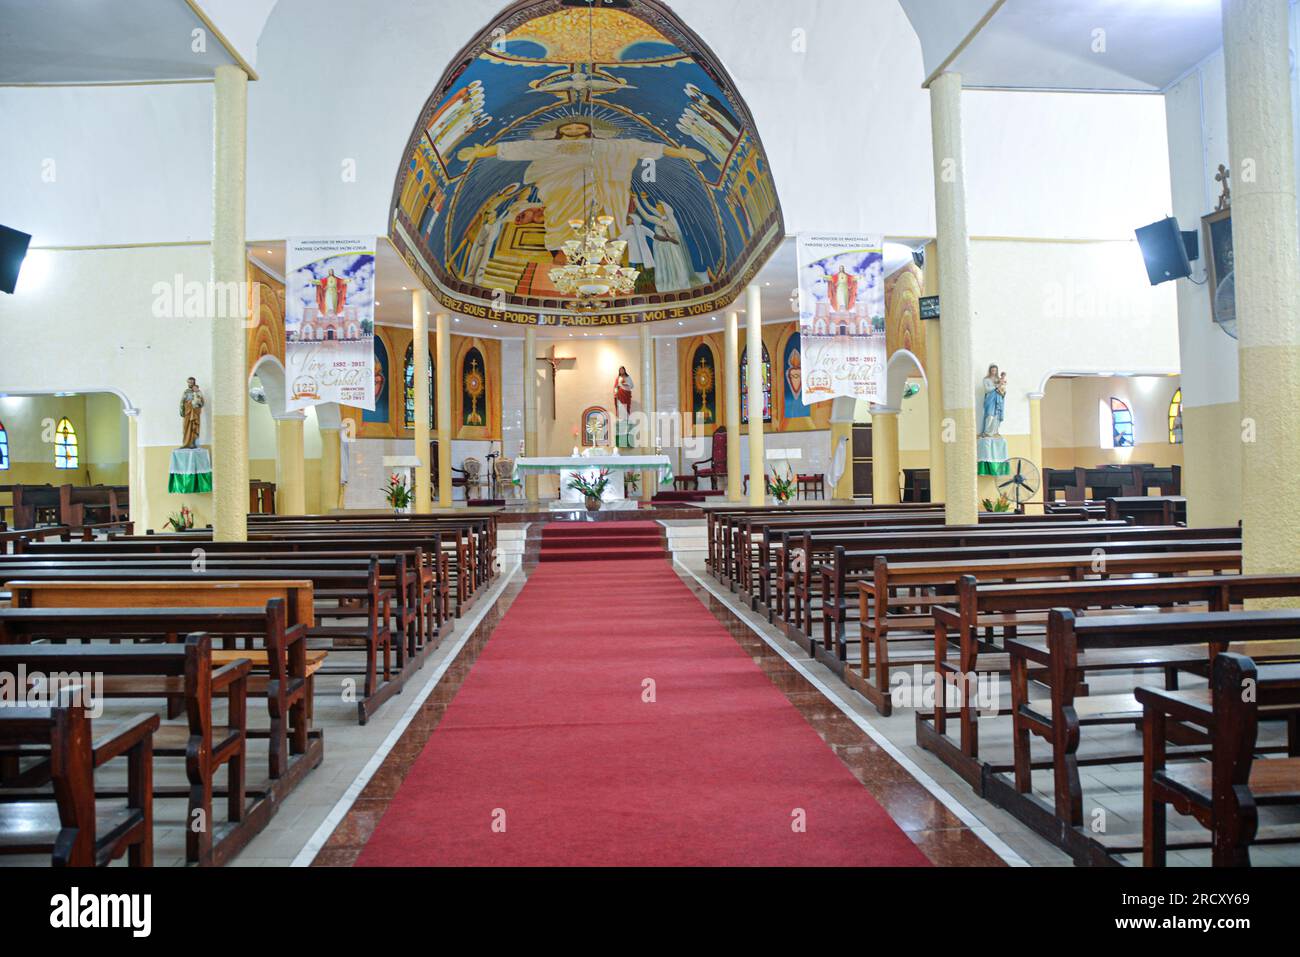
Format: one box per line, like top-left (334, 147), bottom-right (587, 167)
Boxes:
top-left (459, 121), bottom-right (705, 255)
top-left (826, 265), bottom-right (858, 315)
top-left (311, 269), bottom-right (349, 317)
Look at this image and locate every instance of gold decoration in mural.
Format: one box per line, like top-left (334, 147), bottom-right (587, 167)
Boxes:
top-left (463, 357), bottom-right (485, 426)
top-left (693, 357), bottom-right (714, 424)
top-left (502, 8), bottom-right (677, 63)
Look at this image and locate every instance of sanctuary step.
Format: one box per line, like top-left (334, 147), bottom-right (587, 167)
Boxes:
top-left (537, 521), bottom-right (667, 563)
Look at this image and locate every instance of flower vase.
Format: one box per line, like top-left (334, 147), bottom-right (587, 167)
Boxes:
top-left (585, 495), bottom-right (602, 512)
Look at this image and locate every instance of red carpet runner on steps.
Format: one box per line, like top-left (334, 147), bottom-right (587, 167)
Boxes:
top-left (355, 526), bottom-right (930, 867)
top-left (537, 520), bottom-right (667, 562)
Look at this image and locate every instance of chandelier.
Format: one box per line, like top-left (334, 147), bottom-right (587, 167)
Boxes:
top-left (549, 211), bottom-right (639, 302)
top-left (546, 1), bottom-right (640, 306)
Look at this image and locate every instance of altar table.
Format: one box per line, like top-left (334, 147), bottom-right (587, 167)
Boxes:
top-left (512, 455), bottom-right (674, 503)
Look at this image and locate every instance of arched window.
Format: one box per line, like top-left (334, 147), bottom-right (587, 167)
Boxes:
top-left (54, 417), bottom-right (78, 469)
top-left (403, 342), bottom-right (435, 430)
top-left (740, 343), bottom-right (772, 425)
top-left (1099, 398), bottom-right (1135, 450)
top-left (1168, 388), bottom-right (1183, 444)
top-left (0, 420), bottom-right (8, 469)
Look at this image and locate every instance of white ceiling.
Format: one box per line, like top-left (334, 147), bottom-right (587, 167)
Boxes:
top-left (0, 0), bottom-right (248, 84)
top-left (247, 236), bottom-right (921, 342)
top-left (900, 0), bottom-right (1224, 93)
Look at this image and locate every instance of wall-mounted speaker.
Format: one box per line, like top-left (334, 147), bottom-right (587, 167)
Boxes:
top-left (1135, 217), bottom-right (1192, 285)
top-left (0, 224), bottom-right (32, 295)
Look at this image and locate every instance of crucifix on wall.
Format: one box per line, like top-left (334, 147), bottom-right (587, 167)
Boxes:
top-left (536, 342), bottom-right (577, 420)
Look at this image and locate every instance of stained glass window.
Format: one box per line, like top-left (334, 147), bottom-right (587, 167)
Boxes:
top-left (55, 417), bottom-right (78, 469)
top-left (403, 342), bottom-right (435, 430)
top-left (0, 420), bottom-right (8, 469)
top-left (1110, 398), bottom-right (1135, 448)
top-left (1168, 389), bottom-right (1183, 444)
top-left (740, 343), bottom-right (772, 425)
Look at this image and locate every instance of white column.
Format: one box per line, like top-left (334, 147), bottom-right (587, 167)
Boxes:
top-left (1224, 0), bottom-right (1300, 576)
top-left (211, 64), bottom-right (249, 541)
top-left (523, 325), bottom-right (539, 503)
top-left (745, 285), bottom-right (765, 505)
top-left (929, 72), bottom-right (978, 525)
top-left (639, 323), bottom-right (656, 502)
top-left (725, 311), bottom-right (743, 500)
top-left (435, 313), bottom-right (453, 508)
top-left (412, 292), bottom-right (432, 513)
top-left (125, 409), bottom-right (147, 532)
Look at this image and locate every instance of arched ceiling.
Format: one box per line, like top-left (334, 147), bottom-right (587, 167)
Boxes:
top-left (388, 0), bottom-right (784, 327)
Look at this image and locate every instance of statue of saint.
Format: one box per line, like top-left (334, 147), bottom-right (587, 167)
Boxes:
top-left (614, 366), bottom-right (634, 418)
top-left (310, 268), bottom-right (349, 317)
top-left (180, 377), bottom-right (204, 449)
top-left (980, 365), bottom-right (1007, 437)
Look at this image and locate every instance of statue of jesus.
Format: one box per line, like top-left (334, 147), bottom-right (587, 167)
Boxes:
top-left (180, 377), bottom-right (204, 449)
top-left (459, 121), bottom-right (705, 255)
top-left (614, 366), bottom-right (634, 418)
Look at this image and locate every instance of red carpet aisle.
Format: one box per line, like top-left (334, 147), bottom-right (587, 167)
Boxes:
top-left (537, 520), bottom-right (666, 562)
top-left (356, 528), bottom-right (929, 866)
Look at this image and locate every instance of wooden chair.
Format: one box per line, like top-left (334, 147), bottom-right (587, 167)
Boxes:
top-left (692, 427), bottom-right (728, 490)
top-left (797, 474), bottom-right (825, 500)
top-left (494, 457), bottom-right (515, 500)
top-left (1139, 652), bottom-right (1300, 866)
top-left (0, 704), bottom-right (159, 866)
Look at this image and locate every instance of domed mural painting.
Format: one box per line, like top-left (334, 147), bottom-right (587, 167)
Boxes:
top-left (389, 0), bottom-right (783, 326)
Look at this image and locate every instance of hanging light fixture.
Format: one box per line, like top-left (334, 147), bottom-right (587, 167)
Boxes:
top-left (547, 2), bottom-right (639, 305)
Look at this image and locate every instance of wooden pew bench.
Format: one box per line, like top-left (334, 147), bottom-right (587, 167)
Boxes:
top-left (0, 600), bottom-right (321, 784)
top-left (921, 573), bottom-right (1300, 786)
top-left (1, 567), bottom-right (405, 724)
top-left (995, 609), bottom-right (1300, 863)
top-left (0, 637), bottom-right (245, 865)
top-left (0, 705), bottom-right (159, 867)
top-left (847, 549), bottom-right (1242, 716)
top-left (1140, 652), bottom-right (1300, 866)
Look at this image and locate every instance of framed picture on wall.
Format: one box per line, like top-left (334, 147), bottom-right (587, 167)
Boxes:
top-left (1201, 207), bottom-right (1236, 339)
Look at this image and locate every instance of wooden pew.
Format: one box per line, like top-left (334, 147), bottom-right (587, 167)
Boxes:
top-left (0, 600), bottom-right (320, 784)
top-left (919, 573), bottom-right (1300, 788)
top-left (847, 549), bottom-right (1243, 716)
top-left (1, 570), bottom-right (404, 724)
top-left (0, 705), bottom-right (159, 867)
top-left (1140, 652), bottom-right (1300, 866)
top-left (0, 636), bottom-right (250, 865)
top-left (805, 523), bottom-right (1237, 648)
top-left (998, 609), bottom-right (1300, 864)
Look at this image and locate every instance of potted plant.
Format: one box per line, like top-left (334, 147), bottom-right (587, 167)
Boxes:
top-left (981, 493), bottom-right (1013, 513)
top-left (624, 471), bottom-right (640, 497)
top-left (382, 473), bottom-right (414, 513)
top-left (767, 468), bottom-right (797, 506)
top-left (567, 469), bottom-right (611, 511)
top-left (164, 505), bottom-right (195, 531)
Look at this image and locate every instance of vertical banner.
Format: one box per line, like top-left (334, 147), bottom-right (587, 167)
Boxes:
top-left (795, 234), bottom-right (887, 404)
top-left (285, 237), bottom-right (377, 412)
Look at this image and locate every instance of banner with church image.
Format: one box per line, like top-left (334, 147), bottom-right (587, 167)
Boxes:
top-left (795, 234), bottom-right (887, 404)
top-left (285, 237), bottom-right (377, 412)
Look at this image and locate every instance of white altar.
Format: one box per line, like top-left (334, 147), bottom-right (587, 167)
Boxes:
top-left (512, 454), bottom-right (674, 504)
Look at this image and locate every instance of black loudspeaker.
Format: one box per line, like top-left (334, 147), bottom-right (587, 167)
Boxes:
top-left (912, 248), bottom-right (925, 269)
top-left (1135, 217), bottom-right (1191, 285)
top-left (0, 225), bottom-right (32, 295)
top-left (1181, 229), bottom-right (1199, 263)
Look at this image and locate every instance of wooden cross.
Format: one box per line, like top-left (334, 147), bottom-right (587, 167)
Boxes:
top-left (536, 343), bottom-right (577, 420)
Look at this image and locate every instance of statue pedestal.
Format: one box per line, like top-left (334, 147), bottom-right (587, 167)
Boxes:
top-left (977, 436), bottom-right (1009, 476)
top-left (168, 447), bottom-right (213, 494)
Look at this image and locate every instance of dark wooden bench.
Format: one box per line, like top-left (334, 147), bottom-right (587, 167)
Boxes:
top-left (0, 704), bottom-right (159, 866)
top-left (1140, 652), bottom-right (1300, 866)
top-left (0, 636), bottom-right (247, 865)
top-left (998, 609), bottom-right (1300, 863)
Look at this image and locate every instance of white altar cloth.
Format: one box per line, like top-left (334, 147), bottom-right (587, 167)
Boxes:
top-left (512, 455), bottom-right (674, 503)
